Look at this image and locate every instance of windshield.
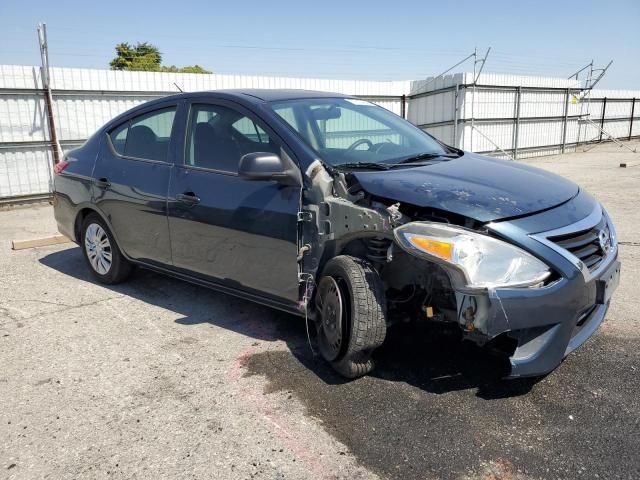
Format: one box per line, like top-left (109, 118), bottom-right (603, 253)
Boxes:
top-left (270, 97), bottom-right (451, 167)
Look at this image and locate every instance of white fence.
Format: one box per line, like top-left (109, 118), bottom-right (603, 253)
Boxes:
top-left (0, 65), bottom-right (408, 200)
top-left (1, 65), bottom-right (638, 201)
top-left (408, 72), bottom-right (640, 159)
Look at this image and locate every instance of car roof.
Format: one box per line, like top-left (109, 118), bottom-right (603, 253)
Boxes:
top-left (218, 89), bottom-right (350, 102)
top-left (101, 89), bottom-right (353, 134)
top-left (158, 89), bottom-right (350, 104)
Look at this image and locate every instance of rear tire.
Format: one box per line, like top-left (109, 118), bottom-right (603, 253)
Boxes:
top-left (81, 213), bottom-right (132, 284)
top-left (316, 255), bottom-right (387, 378)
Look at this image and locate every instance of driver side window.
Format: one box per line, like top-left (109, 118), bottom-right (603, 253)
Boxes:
top-left (186, 104), bottom-right (278, 173)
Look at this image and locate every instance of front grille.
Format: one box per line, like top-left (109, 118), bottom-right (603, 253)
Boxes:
top-left (548, 217), bottom-right (609, 272)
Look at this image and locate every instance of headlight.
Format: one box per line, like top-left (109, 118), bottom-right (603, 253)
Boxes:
top-left (601, 205), bottom-right (617, 250)
top-left (394, 222), bottom-right (551, 289)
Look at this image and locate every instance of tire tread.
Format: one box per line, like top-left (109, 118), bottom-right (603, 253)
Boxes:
top-left (321, 255), bottom-right (387, 379)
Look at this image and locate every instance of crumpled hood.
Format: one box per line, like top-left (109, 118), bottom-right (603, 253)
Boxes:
top-left (351, 152), bottom-right (580, 222)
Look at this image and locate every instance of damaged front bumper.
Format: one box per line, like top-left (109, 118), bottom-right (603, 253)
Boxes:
top-left (459, 253), bottom-right (620, 378)
top-left (455, 201), bottom-right (621, 378)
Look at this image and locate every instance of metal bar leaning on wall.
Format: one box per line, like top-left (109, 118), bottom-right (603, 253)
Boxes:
top-left (37, 23), bottom-right (62, 166)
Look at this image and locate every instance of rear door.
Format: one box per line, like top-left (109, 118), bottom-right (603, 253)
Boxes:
top-left (167, 99), bottom-right (301, 303)
top-left (93, 103), bottom-right (180, 266)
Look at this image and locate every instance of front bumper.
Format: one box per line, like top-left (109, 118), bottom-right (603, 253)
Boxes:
top-left (457, 197), bottom-right (621, 378)
top-left (476, 255), bottom-right (620, 378)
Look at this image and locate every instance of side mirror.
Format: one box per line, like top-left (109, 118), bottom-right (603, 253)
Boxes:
top-left (238, 152), bottom-right (300, 186)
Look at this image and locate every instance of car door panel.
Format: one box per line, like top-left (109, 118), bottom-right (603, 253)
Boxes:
top-left (167, 100), bottom-right (301, 303)
top-left (92, 104), bottom-right (180, 266)
top-left (169, 168), bottom-right (300, 301)
top-left (93, 155), bottom-right (172, 264)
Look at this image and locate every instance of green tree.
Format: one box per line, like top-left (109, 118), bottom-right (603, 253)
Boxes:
top-left (109, 42), bottom-right (162, 71)
top-left (167, 64), bottom-right (211, 74)
top-left (109, 42), bottom-right (211, 74)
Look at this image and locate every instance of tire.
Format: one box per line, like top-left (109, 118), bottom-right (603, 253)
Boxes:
top-left (81, 212), bottom-right (132, 284)
top-left (315, 255), bottom-right (387, 378)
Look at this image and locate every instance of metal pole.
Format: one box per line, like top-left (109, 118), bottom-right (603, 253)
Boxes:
top-left (629, 98), bottom-right (636, 141)
top-left (453, 83), bottom-right (459, 148)
top-left (514, 86), bottom-right (522, 160)
top-left (468, 47), bottom-right (491, 153)
top-left (474, 47), bottom-right (491, 84)
top-left (561, 88), bottom-right (570, 153)
top-left (470, 48), bottom-right (477, 151)
top-left (470, 125), bottom-right (514, 161)
top-left (417, 52), bottom-right (476, 91)
top-left (583, 117), bottom-right (637, 153)
top-left (400, 94), bottom-right (406, 119)
top-left (37, 23), bottom-right (62, 166)
top-left (599, 97), bottom-right (607, 142)
top-left (576, 61), bottom-right (593, 150)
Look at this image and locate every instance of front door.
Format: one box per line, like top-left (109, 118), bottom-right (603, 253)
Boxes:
top-left (93, 104), bottom-right (179, 266)
top-left (167, 100), bottom-right (301, 303)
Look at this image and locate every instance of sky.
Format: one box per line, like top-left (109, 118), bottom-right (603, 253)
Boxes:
top-left (1, 0), bottom-right (639, 89)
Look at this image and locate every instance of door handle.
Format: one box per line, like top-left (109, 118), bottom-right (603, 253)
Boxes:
top-left (94, 177), bottom-right (111, 189)
top-left (176, 192), bottom-right (201, 205)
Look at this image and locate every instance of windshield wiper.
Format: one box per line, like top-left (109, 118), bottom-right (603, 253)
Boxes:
top-left (334, 162), bottom-right (391, 170)
top-left (334, 153), bottom-right (460, 171)
top-left (393, 152), bottom-right (460, 165)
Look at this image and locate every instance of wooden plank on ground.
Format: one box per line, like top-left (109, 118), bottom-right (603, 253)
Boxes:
top-left (11, 234), bottom-right (71, 250)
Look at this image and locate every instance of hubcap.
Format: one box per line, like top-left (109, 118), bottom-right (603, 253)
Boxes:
top-left (315, 276), bottom-right (345, 361)
top-left (84, 223), bottom-right (112, 275)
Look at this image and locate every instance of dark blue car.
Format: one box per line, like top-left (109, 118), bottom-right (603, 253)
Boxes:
top-left (53, 89), bottom-right (620, 379)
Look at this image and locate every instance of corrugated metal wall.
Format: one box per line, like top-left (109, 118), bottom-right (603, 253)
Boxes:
top-left (1, 65), bottom-right (638, 201)
top-left (408, 72), bottom-right (640, 160)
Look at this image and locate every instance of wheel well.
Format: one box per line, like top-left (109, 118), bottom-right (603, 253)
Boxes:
top-left (74, 208), bottom-right (97, 242)
top-left (317, 235), bottom-right (393, 275)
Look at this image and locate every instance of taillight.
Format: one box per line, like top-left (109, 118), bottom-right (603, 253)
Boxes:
top-left (54, 159), bottom-right (70, 175)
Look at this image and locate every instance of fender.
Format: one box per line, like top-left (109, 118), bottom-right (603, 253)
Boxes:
top-left (71, 202), bottom-right (137, 263)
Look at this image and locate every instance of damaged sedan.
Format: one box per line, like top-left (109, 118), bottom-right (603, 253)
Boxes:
top-left (53, 89), bottom-right (621, 379)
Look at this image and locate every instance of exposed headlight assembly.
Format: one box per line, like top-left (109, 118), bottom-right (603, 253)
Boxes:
top-left (394, 222), bottom-right (551, 289)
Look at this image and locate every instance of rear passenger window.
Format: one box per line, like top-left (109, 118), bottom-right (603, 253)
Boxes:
top-left (109, 107), bottom-right (176, 162)
top-left (110, 123), bottom-right (128, 155)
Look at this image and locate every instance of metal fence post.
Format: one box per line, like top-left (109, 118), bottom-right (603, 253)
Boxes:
top-left (513, 86), bottom-right (522, 160)
top-left (599, 97), bottom-right (607, 142)
top-left (630, 98), bottom-right (636, 141)
top-left (453, 83), bottom-right (459, 148)
top-left (561, 88), bottom-right (570, 153)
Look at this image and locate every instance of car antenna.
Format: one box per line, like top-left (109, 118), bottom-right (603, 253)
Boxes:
top-left (173, 82), bottom-right (184, 93)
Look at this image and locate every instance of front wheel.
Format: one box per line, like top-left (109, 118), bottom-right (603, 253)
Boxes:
top-left (315, 255), bottom-right (387, 378)
top-left (81, 213), bottom-right (132, 284)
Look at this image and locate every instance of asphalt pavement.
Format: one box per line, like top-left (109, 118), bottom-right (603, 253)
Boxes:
top-left (1, 141), bottom-right (639, 479)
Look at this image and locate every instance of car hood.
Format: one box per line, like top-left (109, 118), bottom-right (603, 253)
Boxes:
top-left (350, 152), bottom-right (580, 222)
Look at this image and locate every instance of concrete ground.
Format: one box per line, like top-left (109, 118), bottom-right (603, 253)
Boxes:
top-left (1, 141), bottom-right (639, 480)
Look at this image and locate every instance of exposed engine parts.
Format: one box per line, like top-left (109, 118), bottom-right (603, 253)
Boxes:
top-left (298, 159), bottom-right (467, 336)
